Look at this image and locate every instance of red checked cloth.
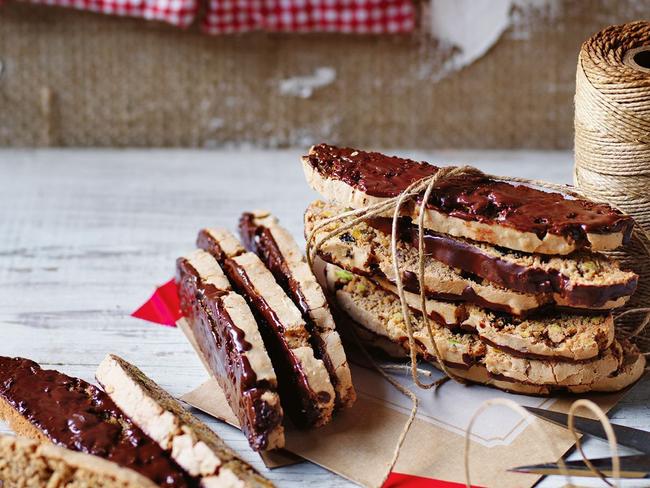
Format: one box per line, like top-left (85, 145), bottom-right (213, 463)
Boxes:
top-left (202, 0), bottom-right (416, 34)
top-left (22, 0), bottom-right (197, 27)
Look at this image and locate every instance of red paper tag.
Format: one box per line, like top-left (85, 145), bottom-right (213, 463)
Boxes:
top-left (131, 279), bottom-right (182, 327)
top-left (383, 472), bottom-right (479, 487)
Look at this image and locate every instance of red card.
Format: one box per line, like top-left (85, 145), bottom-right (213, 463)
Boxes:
top-left (384, 472), bottom-right (478, 488)
top-left (131, 279), bottom-right (182, 327)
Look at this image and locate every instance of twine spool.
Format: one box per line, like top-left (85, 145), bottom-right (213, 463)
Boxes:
top-left (574, 21), bottom-right (650, 339)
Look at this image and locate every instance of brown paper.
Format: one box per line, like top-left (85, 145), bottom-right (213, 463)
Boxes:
top-left (177, 318), bottom-right (625, 488)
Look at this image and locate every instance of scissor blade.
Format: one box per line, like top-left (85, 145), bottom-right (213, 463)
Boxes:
top-left (524, 406), bottom-right (650, 454)
top-left (511, 454), bottom-right (650, 479)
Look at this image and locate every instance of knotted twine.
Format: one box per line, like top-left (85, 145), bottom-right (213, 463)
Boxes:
top-left (305, 165), bottom-right (650, 487)
top-left (575, 21), bottom-right (650, 339)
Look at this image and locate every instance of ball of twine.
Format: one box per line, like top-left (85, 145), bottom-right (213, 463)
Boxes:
top-left (574, 21), bottom-right (650, 340)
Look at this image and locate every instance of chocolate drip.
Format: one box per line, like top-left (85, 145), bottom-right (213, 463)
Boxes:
top-left (307, 144), bottom-right (633, 244)
top-left (367, 217), bottom-right (637, 307)
top-left (239, 213), bottom-right (341, 399)
top-left (0, 357), bottom-right (195, 487)
top-left (176, 258), bottom-right (282, 451)
top-left (222, 257), bottom-right (328, 428)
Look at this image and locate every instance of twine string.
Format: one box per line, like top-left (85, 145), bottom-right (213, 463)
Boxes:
top-left (464, 399), bottom-right (571, 488)
top-left (574, 20), bottom-right (650, 340)
top-left (568, 400), bottom-right (621, 488)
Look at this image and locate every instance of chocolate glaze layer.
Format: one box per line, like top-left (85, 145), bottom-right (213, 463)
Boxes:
top-left (0, 357), bottom-right (195, 487)
top-left (176, 258), bottom-right (282, 451)
top-left (222, 256), bottom-right (330, 428)
top-left (306, 144), bottom-right (633, 244)
top-left (239, 213), bottom-right (341, 404)
top-left (367, 217), bottom-right (637, 307)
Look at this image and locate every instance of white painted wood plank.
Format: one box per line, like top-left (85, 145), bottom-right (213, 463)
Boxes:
top-left (0, 149), bottom-right (647, 488)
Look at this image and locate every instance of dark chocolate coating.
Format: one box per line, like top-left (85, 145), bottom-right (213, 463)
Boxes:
top-left (239, 213), bottom-right (341, 404)
top-left (0, 357), bottom-right (195, 487)
top-left (306, 144), bottom-right (633, 245)
top-left (367, 217), bottom-right (637, 308)
top-left (221, 256), bottom-right (330, 428)
top-left (176, 258), bottom-right (282, 451)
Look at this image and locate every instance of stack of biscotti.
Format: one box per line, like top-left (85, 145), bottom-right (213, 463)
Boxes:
top-left (302, 144), bottom-right (646, 395)
top-left (0, 354), bottom-right (273, 487)
top-left (176, 213), bottom-right (355, 452)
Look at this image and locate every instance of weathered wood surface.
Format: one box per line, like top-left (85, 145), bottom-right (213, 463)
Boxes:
top-left (0, 149), bottom-right (648, 487)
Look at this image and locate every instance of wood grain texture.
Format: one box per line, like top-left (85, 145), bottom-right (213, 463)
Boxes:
top-left (0, 149), bottom-right (648, 488)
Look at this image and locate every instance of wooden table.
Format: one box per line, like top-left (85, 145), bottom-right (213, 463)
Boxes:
top-left (1, 149), bottom-right (648, 487)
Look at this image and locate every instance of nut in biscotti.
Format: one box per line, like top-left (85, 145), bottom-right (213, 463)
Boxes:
top-left (302, 144), bottom-right (633, 255)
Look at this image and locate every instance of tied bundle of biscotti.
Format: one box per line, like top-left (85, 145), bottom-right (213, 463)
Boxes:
top-left (175, 213), bottom-right (355, 453)
top-left (302, 144), bottom-right (646, 395)
top-left (0, 354), bottom-right (273, 487)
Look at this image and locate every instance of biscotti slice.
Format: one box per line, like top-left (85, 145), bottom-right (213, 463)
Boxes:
top-left (346, 201), bottom-right (636, 308)
top-left (96, 354), bottom-right (274, 488)
top-left (302, 144), bottom-right (633, 254)
top-left (198, 230), bottom-right (335, 428)
top-left (307, 200), bottom-right (549, 316)
top-left (323, 264), bottom-right (485, 370)
top-left (470, 312), bottom-right (615, 362)
top-left (484, 341), bottom-right (624, 387)
top-left (306, 200), bottom-right (632, 313)
top-left (0, 434), bottom-right (158, 488)
top-left (239, 212), bottom-right (355, 409)
top-left (332, 298), bottom-right (553, 396)
top-left (568, 339), bottom-right (646, 393)
top-left (0, 357), bottom-right (195, 488)
top-left (373, 274), bottom-right (616, 361)
top-left (176, 249), bottom-right (284, 451)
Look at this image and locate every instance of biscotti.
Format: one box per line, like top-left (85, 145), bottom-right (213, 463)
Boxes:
top-left (322, 264), bottom-right (644, 394)
top-left (0, 357), bottom-right (195, 487)
top-left (0, 434), bottom-right (158, 488)
top-left (306, 200), bottom-right (627, 315)
top-left (364, 211), bottom-right (637, 307)
top-left (370, 272), bottom-right (616, 362)
top-left (176, 249), bottom-right (285, 451)
top-left (239, 211), bottom-right (356, 409)
top-left (196, 229), bottom-right (336, 428)
top-left (324, 265), bottom-right (486, 370)
top-left (302, 144), bottom-right (633, 255)
top-left (96, 354), bottom-right (274, 488)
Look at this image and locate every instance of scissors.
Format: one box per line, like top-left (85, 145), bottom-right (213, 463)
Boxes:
top-left (509, 406), bottom-right (650, 479)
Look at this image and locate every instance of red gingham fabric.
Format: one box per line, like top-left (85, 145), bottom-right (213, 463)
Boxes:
top-left (22, 0), bottom-right (197, 27)
top-left (202, 0), bottom-right (416, 34)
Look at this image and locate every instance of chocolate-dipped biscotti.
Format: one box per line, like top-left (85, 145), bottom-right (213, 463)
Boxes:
top-left (306, 201), bottom-right (636, 315)
top-left (303, 144), bottom-right (634, 255)
top-left (176, 249), bottom-right (285, 451)
top-left (96, 354), bottom-right (274, 488)
top-left (323, 264), bottom-right (645, 395)
top-left (195, 229), bottom-right (336, 428)
top-left (301, 144), bottom-right (643, 396)
top-left (239, 211), bottom-right (356, 409)
top-left (0, 434), bottom-right (159, 488)
top-left (0, 357), bottom-right (196, 487)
